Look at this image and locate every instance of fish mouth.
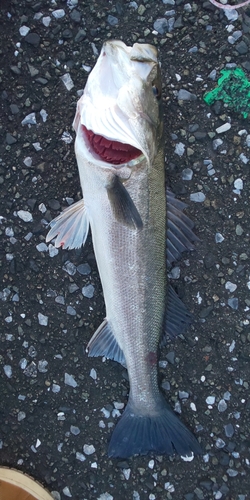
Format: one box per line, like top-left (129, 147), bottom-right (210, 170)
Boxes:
top-left (82, 125), bottom-right (142, 165)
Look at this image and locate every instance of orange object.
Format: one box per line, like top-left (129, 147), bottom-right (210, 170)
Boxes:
top-left (0, 467), bottom-right (54, 500)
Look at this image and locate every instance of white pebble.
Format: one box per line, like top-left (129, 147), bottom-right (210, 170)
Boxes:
top-left (52, 384), bottom-right (60, 393)
top-left (190, 192), bottom-right (206, 203)
top-left (122, 468), bottom-right (131, 480)
top-left (40, 109), bottom-right (48, 122)
top-left (38, 312), bottom-right (48, 326)
top-left (61, 73), bottom-right (74, 91)
top-left (23, 157), bottom-right (32, 167)
top-left (4, 365), bottom-right (12, 378)
top-left (21, 112), bottom-right (37, 126)
top-left (17, 210), bottom-right (33, 222)
top-left (52, 9), bottom-right (65, 18)
top-left (64, 373), bottom-right (78, 387)
top-left (215, 232), bottom-right (224, 243)
top-left (190, 402), bottom-right (197, 411)
top-left (206, 396), bottom-right (215, 405)
top-left (216, 123), bottom-right (231, 134)
top-left (90, 368), bottom-right (97, 380)
top-left (83, 444), bottom-right (96, 455)
top-left (36, 242), bottom-right (48, 252)
top-left (76, 452), bottom-right (86, 462)
top-left (148, 459), bottom-right (154, 469)
top-left (101, 407), bottom-right (110, 418)
top-left (19, 26), bottom-right (30, 36)
top-left (234, 178), bottom-right (243, 190)
top-left (225, 281), bottom-right (237, 292)
top-left (42, 16), bottom-right (51, 27)
top-left (218, 399), bottom-right (227, 412)
top-left (62, 487), bottom-right (72, 498)
top-left (174, 142), bottom-right (185, 156)
top-left (239, 153), bottom-right (249, 164)
top-left (48, 244), bottom-right (59, 257)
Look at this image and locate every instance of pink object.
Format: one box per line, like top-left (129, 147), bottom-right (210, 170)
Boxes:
top-left (208, 0), bottom-right (250, 10)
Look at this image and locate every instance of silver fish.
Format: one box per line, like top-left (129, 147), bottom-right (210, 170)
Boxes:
top-left (46, 40), bottom-right (201, 458)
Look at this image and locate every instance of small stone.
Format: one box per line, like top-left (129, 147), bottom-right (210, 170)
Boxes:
top-left (70, 425), bottom-right (80, 435)
top-left (52, 384), bottom-right (60, 393)
top-left (235, 40), bottom-right (248, 54)
top-left (216, 123), bottom-right (231, 134)
top-left (234, 178), bottom-right (243, 190)
top-left (10, 104), bottom-right (19, 115)
top-left (215, 233), bottom-right (224, 243)
top-left (236, 224), bottom-right (243, 236)
top-left (154, 18), bottom-right (169, 35)
top-left (182, 168), bottom-right (193, 180)
top-left (90, 368), bottom-right (97, 380)
top-left (190, 192), bottom-right (206, 202)
top-left (17, 411), bottom-right (26, 421)
top-left (215, 438), bottom-right (226, 449)
top-left (178, 89), bottom-right (197, 101)
top-left (227, 468), bottom-right (238, 477)
top-left (21, 112), bottom-right (36, 126)
top-left (6, 133), bottom-right (17, 145)
top-left (75, 29), bottom-right (87, 42)
top-left (62, 261), bottom-right (76, 276)
top-left (107, 15), bottom-right (119, 26)
top-left (61, 73), bottom-right (74, 91)
top-left (224, 423), bottom-right (234, 437)
top-left (36, 242), bottom-right (48, 252)
top-left (83, 444), bottom-right (96, 455)
top-left (77, 263), bottom-right (91, 275)
top-left (38, 312), bottom-right (48, 326)
top-left (228, 298), bottom-right (238, 310)
top-left (52, 9), bottom-right (65, 19)
top-left (225, 281), bottom-right (237, 292)
top-left (17, 210), bottom-right (33, 222)
top-left (67, 306), bottom-right (76, 316)
top-left (218, 399), bottom-right (227, 412)
top-left (25, 33), bottom-right (40, 47)
top-left (174, 142), bottom-right (185, 156)
top-left (76, 452), bottom-right (86, 461)
top-left (206, 396), bottom-right (215, 405)
top-left (82, 284), bottom-right (94, 298)
top-left (62, 487), bottom-right (72, 498)
top-left (38, 360), bottom-right (48, 373)
top-left (23, 362), bottom-right (37, 378)
top-left (19, 26), bottom-right (30, 36)
top-left (42, 16), bottom-right (51, 27)
top-left (64, 373), bottom-right (78, 387)
top-left (4, 365), bottom-right (12, 378)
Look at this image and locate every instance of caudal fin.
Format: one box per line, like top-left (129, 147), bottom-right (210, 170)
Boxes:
top-left (108, 400), bottom-right (202, 458)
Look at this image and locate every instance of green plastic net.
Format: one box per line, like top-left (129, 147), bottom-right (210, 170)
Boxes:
top-left (203, 68), bottom-right (250, 119)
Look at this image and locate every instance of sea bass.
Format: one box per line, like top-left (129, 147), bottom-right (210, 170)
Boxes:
top-left (46, 40), bottom-right (202, 458)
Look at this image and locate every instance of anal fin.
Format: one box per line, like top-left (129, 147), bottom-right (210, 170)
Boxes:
top-left (46, 199), bottom-right (89, 249)
top-left (87, 319), bottom-right (126, 366)
top-left (107, 175), bottom-right (143, 230)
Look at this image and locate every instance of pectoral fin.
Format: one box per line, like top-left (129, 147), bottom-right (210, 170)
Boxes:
top-left (87, 318), bottom-right (126, 366)
top-left (107, 176), bottom-right (143, 230)
top-left (46, 199), bottom-right (89, 249)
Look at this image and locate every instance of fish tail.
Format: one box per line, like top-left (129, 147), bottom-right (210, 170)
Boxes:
top-left (108, 399), bottom-right (202, 458)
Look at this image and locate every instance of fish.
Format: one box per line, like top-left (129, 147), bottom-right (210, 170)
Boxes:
top-left (46, 40), bottom-right (202, 459)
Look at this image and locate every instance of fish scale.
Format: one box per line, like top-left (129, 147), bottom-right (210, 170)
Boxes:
top-left (47, 40), bottom-right (202, 458)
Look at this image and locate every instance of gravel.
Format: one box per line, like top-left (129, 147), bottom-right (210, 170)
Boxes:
top-left (1, 1), bottom-right (250, 499)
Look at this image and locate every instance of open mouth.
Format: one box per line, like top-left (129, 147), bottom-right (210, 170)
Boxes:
top-left (82, 125), bottom-right (141, 165)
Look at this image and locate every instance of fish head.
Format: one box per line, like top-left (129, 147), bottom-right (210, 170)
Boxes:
top-left (73, 40), bottom-right (163, 168)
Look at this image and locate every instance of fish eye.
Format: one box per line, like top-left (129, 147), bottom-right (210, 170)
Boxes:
top-left (152, 85), bottom-right (161, 99)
